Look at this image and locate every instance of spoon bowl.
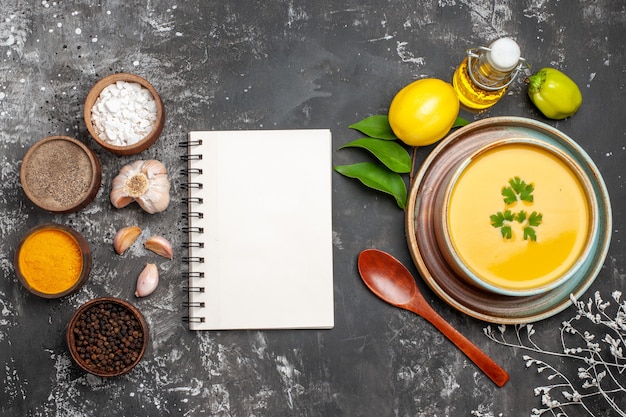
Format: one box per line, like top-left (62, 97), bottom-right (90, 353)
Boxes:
top-left (363, 256), bottom-right (415, 305)
top-left (358, 248), bottom-right (509, 387)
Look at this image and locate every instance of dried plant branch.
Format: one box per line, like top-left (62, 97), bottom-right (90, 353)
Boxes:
top-left (479, 290), bottom-right (626, 417)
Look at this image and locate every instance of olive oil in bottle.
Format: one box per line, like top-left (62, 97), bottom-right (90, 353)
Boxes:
top-left (452, 38), bottom-right (528, 110)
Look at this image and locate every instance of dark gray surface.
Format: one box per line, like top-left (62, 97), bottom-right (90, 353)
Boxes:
top-left (1, 1), bottom-right (624, 416)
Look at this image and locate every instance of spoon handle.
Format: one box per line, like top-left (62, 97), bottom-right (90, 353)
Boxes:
top-left (419, 306), bottom-right (510, 387)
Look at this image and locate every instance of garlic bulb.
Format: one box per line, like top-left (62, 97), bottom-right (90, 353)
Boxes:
top-left (135, 263), bottom-right (159, 297)
top-left (110, 159), bottom-right (170, 214)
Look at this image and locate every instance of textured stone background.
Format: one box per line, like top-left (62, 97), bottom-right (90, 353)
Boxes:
top-left (1, 1), bottom-right (624, 416)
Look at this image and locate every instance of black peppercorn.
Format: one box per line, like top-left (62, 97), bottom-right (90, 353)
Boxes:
top-left (70, 301), bottom-right (145, 375)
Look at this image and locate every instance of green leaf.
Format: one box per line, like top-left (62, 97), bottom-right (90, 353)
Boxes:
top-left (348, 115), bottom-right (398, 140)
top-left (509, 177), bottom-right (526, 194)
top-left (339, 138), bottom-right (411, 173)
top-left (501, 186), bottom-right (517, 204)
top-left (502, 177), bottom-right (535, 204)
top-left (490, 213), bottom-right (505, 228)
top-left (452, 117), bottom-right (470, 128)
top-left (334, 162), bottom-right (407, 209)
top-left (528, 211), bottom-right (543, 227)
top-left (491, 177), bottom-right (543, 241)
top-left (523, 227), bottom-right (537, 241)
top-left (490, 210), bottom-right (514, 227)
top-left (508, 177), bottom-right (534, 202)
top-left (519, 183), bottom-right (535, 202)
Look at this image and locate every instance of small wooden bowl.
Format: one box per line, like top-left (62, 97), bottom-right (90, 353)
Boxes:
top-left (14, 223), bottom-right (92, 298)
top-left (84, 73), bottom-right (165, 155)
top-left (66, 297), bottom-right (148, 377)
top-left (20, 136), bottom-right (102, 213)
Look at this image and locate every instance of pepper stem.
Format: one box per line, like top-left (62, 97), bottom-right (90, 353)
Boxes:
top-left (527, 69), bottom-right (546, 95)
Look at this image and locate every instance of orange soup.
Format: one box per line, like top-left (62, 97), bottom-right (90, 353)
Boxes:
top-left (447, 143), bottom-right (591, 292)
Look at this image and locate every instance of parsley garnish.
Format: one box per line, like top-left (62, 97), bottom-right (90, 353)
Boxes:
top-left (501, 177), bottom-right (535, 204)
top-left (490, 210), bottom-right (514, 239)
top-left (490, 177), bottom-right (542, 241)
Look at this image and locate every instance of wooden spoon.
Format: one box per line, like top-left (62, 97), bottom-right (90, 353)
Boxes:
top-left (357, 248), bottom-right (510, 387)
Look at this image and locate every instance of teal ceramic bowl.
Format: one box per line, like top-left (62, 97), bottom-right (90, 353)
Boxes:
top-left (431, 136), bottom-right (599, 297)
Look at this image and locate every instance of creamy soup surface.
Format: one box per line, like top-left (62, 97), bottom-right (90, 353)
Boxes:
top-left (448, 142), bottom-right (591, 291)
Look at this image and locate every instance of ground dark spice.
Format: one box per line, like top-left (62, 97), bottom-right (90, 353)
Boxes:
top-left (22, 139), bottom-right (93, 210)
top-left (71, 302), bottom-right (144, 374)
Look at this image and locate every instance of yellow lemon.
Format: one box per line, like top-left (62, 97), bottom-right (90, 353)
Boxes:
top-left (388, 78), bottom-right (460, 146)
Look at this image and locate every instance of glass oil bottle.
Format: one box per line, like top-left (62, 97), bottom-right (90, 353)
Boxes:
top-left (452, 37), bottom-right (528, 110)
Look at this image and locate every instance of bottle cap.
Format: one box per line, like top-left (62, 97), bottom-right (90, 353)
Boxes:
top-left (486, 38), bottom-right (521, 72)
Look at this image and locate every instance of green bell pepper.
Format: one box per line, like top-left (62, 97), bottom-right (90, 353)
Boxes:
top-left (527, 68), bottom-right (582, 120)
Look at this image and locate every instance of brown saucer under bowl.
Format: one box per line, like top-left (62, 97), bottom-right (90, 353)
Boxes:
top-left (14, 223), bottom-right (92, 298)
top-left (67, 297), bottom-right (148, 377)
top-left (20, 136), bottom-right (102, 213)
top-left (84, 73), bottom-right (165, 155)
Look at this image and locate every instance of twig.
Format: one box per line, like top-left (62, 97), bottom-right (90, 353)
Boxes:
top-left (480, 291), bottom-right (626, 416)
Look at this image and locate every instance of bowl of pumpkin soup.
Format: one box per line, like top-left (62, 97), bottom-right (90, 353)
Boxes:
top-left (406, 117), bottom-right (611, 323)
top-left (433, 137), bottom-right (598, 296)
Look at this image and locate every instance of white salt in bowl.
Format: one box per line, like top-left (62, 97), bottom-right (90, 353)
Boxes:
top-left (84, 73), bottom-right (165, 155)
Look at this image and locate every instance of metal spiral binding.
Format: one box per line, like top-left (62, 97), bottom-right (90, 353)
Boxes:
top-left (182, 212), bottom-right (204, 219)
top-left (183, 302), bottom-right (205, 308)
top-left (182, 316), bottom-right (205, 324)
top-left (180, 167), bottom-right (203, 175)
top-left (182, 241), bottom-right (205, 248)
top-left (183, 286), bottom-right (205, 293)
top-left (179, 139), bottom-right (203, 147)
top-left (183, 256), bottom-right (205, 264)
top-left (180, 153), bottom-right (202, 161)
top-left (183, 271), bottom-right (205, 278)
top-left (181, 136), bottom-right (206, 325)
top-left (181, 182), bottom-right (203, 190)
top-left (182, 226), bottom-right (204, 234)
top-left (181, 196), bottom-right (203, 204)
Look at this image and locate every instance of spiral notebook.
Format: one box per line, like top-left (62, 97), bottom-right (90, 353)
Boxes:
top-left (181, 129), bottom-right (334, 330)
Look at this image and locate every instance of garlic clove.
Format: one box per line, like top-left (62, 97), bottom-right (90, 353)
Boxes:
top-left (135, 263), bottom-right (159, 297)
top-left (110, 159), bottom-right (171, 213)
top-left (113, 226), bottom-right (142, 255)
top-left (136, 180), bottom-right (171, 214)
top-left (145, 235), bottom-right (173, 259)
top-left (141, 159), bottom-right (168, 178)
top-left (110, 193), bottom-right (135, 209)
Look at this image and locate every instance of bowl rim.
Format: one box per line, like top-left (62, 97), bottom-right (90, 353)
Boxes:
top-left (20, 135), bottom-right (102, 213)
top-left (83, 73), bottom-right (165, 156)
top-left (66, 297), bottom-right (148, 377)
top-left (14, 223), bottom-right (92, 299)
top-left (437, 137), bottom-right (599, 296)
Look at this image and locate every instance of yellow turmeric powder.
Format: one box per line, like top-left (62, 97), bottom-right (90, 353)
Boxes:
top-left (18, 228), bottom-right (83, 294)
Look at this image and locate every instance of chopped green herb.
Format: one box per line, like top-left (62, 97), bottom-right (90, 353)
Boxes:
top-left (501, 176), bottom-right (535, 204)
top-left (491, 178), bottom-right (543, 241)
top-left (523, 227), bottom-right (537, 241)
top-left (490, 210), bottom-right (514, 228)
top-left (528, 211), bottom-right (543, 227)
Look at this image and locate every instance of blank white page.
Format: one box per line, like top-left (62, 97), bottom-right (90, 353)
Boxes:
top-left (185, 129), bottom-right (334, 330)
